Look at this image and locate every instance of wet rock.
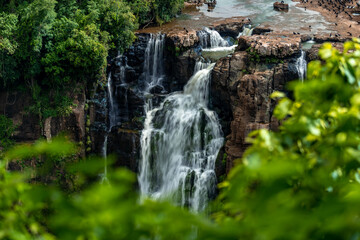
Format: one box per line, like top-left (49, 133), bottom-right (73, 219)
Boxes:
top-left (165, 48), bottom-right (197, 92)
top-left (273, 2), bottom-right (289, 12)
top-left (252, 27), bottom-right (273, 35)
top-left (107, 127), bottom-right (140, 172)
top-left (212, 17), bottom-right (251, 38)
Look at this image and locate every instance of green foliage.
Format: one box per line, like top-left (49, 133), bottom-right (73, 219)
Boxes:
top-left (0, 0), bottom-right (185, 120)
top-left (1, 138), bottom-right (233, 240)
top-left (125, 0), bottom-right (184, 26)
top-left (0, 138), bottom-right (76, 240)
top-left (42, 16), bottom-right (108, 86)
top-left (216, 38), bottom-right (360, 239)
top-left (0, 115), bottom-right (16, 151)
top-left (246, 47), bottom-right (260, 63)
top-left (86, 0), bottom-right (137, 52)
top-left (0, 12), bottom-right (18, 55)
top-left (16, 0), bottom-right (57, 79)
top-left (0, 0), bottom-right (139, 119)
top-left (0, 12), bottom-right (19, 86)
top-left (125, 0), bottom-right (152, 26)
top-left (153, 0), bottom-right (184, 24)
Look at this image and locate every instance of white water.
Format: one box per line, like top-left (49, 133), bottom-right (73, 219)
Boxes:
top-left (101, 135), bottom-right (109, 184)
top-left (198, 27), bottom-right (229, 49)
top-left (237, 26), bottom-right (254, 38)
top-left (139, 63), bottom-right (223, 212)
top-left (296, 50), bottom-right (307, 82)
top-left (201, 45), bottom-right (237, 61)
top-left (101, 56), bottom-right (127, 183)
top-left (139, 31), bottom-right (228, 211)
top-left (107, 73), bottom-right (117, 128)
top-left (142, 34), bottom-right (166, 93)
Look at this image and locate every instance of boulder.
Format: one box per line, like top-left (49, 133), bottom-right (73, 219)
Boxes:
top-left (212, 17), bottom-right (251, 38)
top-left (167, 29), bottom-right (199, 48)
top-left (273, 2), bottom-right (289, 12)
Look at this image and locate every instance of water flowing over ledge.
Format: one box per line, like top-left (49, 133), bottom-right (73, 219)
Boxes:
top-left (296, 50), bottom-right (307, 82)
top-left (139, 63), bottom-right (223, 212)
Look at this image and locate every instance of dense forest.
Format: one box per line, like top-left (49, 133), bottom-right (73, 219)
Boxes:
top-left (0, 0), bottom-right (183, 124)
top-left (1, 0), bottom-right (360, 239)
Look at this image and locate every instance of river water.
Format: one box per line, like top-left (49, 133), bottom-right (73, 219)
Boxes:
top-left (138, 0), bottom-right (332, 34)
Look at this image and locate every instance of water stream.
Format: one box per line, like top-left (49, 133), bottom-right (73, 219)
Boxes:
top-left (296, 50), bottom-right (307, 82)
top-left (198, 27), bottom-right (229, 49)
top-left (139, 30), bottom-right (227, 211)
top-left (139, 63), bottom-right (223, 212)
top-left (101, 73), bottom-right (116, 183)
top-left (142, 34), bottom-right (166, 94)
top-left (101, 56), bottom-right (128, 183)
top-left (237, 25), bottom-right (254, 37)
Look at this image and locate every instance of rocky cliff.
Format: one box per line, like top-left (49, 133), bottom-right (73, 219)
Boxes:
top-left (212, 34), bottom-right (303, 172)
top-left (2, 21), bottom-right (347, 178)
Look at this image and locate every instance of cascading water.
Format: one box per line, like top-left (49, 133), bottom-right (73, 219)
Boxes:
top-left (107, 73), bottom-right (117, 128)
top-left (198, 27), bottom-right (229, 49)
top-left (101, 73), bottom-right (115, 183)
top-left (198, 27), bottom-right (237, 62)
top-left (237, 25), bottom-right (254, 37)
top-left (142, 34), bottom-right (166, 93)
top-left (139, 63), bottom-right (223, 212)
top-left (139, 29), bottom-right (232, 212)
top-left (296, 50), bottom-right (307, 82)
top-left (101, 56), bottom-right (127, 183)
top-left (140, 34), bottom-right (167, 112)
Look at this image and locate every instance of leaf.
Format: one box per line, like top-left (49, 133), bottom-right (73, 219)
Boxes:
top-left (270, 91), bottom-right (285, 99)
top-left (273, 98), bottom-right (292, 120)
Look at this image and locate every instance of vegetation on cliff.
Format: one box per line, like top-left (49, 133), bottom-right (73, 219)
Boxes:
top-left (1, 38), bottom-right (360, 239)
top-left (0, 0), bottom-right (184, 122)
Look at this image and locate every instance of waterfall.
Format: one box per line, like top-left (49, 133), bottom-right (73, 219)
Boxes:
top-left (198, 27), bottom-right (229, 48)
top-left (101, 135), bottom-right (109, 184)
top-left (237, 26), bottom-right (254, 37)
top-left (101, 55), bottom-right (127, 183)
top-left (139, 30), bottom-right (229, 211)
top-left (107, 73), bottom-right (117, 128)
top-left (194, 60), bottom-right (210, 72)
top-left (296, 50), bottom-right (307, 82)
top-left (139, 63), bottom-right (223, 212)
top-left (142, 34), bottom-right (166, 93)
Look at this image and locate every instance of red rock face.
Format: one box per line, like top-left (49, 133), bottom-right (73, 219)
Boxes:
top-left (211, 35), bottom-right (304, 173)
top-left (211, 34), bottom-right (349, 173)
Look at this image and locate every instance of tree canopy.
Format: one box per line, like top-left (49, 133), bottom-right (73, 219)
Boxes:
top-left (0, 0), bottom-right (184, 120)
